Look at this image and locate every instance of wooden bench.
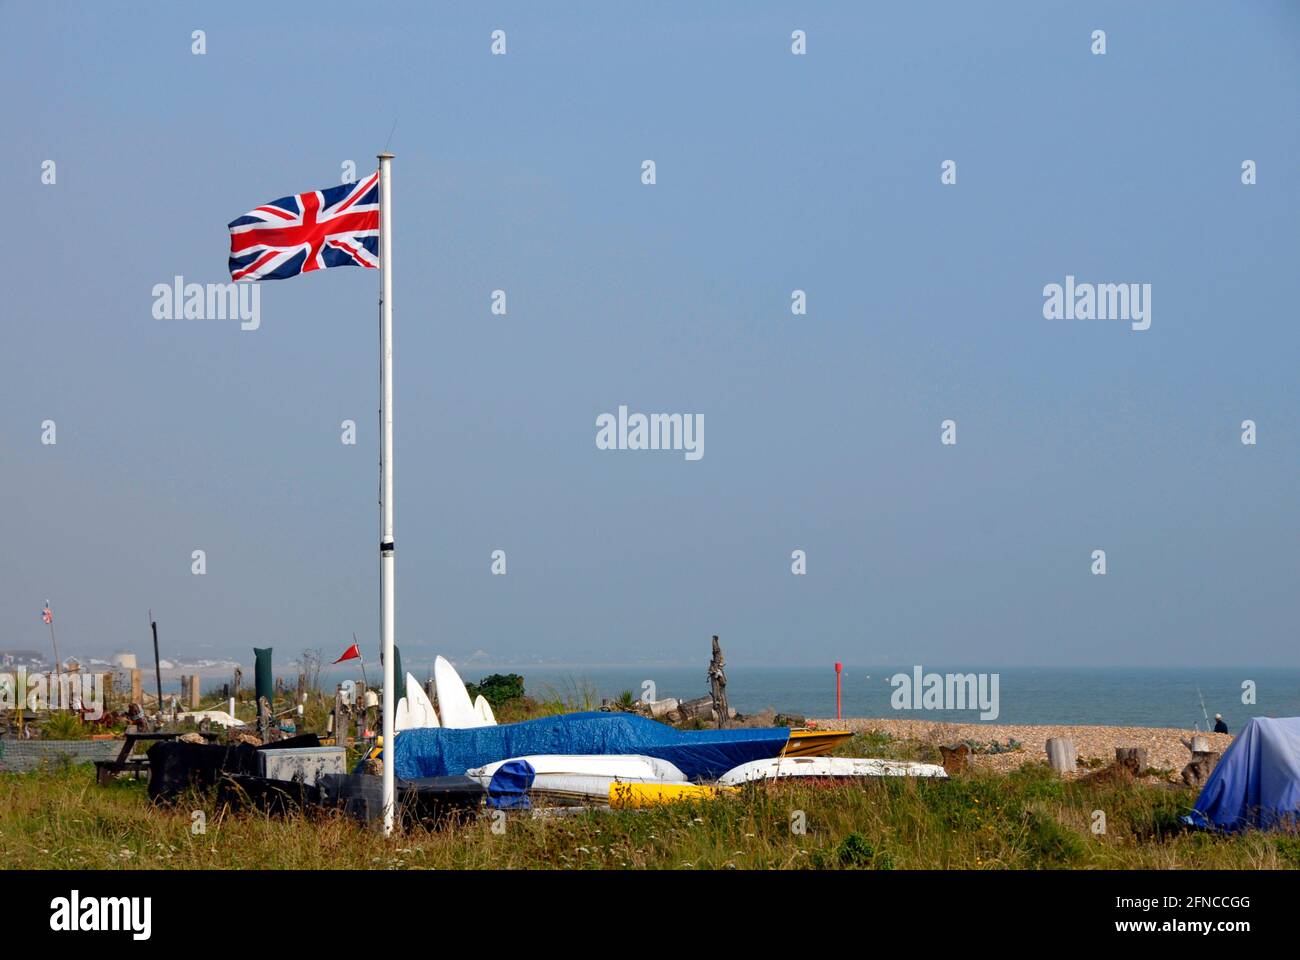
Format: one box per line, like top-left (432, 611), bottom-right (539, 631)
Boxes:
top-left (94, 731), bottom-right (219, 786)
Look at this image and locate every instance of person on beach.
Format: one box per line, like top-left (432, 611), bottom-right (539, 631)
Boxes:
top-left (1213, 713), bottom-right (1229, 734)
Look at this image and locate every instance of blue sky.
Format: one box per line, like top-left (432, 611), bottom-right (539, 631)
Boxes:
top-left (2, 2), bottom-right (1297, 668)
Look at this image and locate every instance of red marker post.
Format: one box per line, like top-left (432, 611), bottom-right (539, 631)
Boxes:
top-left (834, 662), bottom-right (843, 720)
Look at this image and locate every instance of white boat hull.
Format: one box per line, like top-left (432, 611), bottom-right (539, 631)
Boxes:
top-left (468, 754), bottom-right (687, 782)
top-left (406, 673), bottom-right (439, 728)
top-left (434, 655), bottom-right (491, 728)
top-left (718, 756), bottom-right (948, 786)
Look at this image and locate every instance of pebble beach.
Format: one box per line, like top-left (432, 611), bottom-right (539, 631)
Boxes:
top-left (814, 717), bottom-right (1236, 779)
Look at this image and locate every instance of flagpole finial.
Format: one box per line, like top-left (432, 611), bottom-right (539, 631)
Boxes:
top-left (377, 151), bottom-right (395, 160)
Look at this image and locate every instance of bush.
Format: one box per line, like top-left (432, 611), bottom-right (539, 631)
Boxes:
top-left (465, 674), bottom-right (525, 708)
top-left (836, 832), bottom-right (876, 867)
top-left (41, 713), bottom-right (88, 740)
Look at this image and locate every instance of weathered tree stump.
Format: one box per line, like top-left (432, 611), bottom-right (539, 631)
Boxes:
top-left (1045, 737), bottom-right (1077, 775)
top-left (1181, 751), bottom-right (1220, 787)
top-left (1114, 747), bottom-right (1148, 775)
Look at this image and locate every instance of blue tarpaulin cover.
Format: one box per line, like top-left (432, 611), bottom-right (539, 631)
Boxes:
top-left (1188, 717), bottom-right (1300, 832)
top-left (393, 711), bottom-right (791, 782)
top-left (486, 760), bottom-right (534, 810)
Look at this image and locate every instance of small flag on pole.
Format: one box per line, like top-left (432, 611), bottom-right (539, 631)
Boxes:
top-left (227, 173), bottom-right (380, 282)
top-left (332, 642), bottom-right (361, 664)
top-left (42, 603), bottom-right (53, 625)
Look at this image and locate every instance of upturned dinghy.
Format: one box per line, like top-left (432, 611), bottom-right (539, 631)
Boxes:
top-left (468, 754), bottom-right (687, 782)
top-left (394, 711), bottom-right (792, 781)
top-left (609, 782), bottom-right (735, 807)
top-left (470, 755), bottom-right (697, 805)
top-left (468, 754), bottom-right (691, 803)
top-left (781, 729), bottom-right (852, 756)
top-left (718, 756), bottom-right (948, 786)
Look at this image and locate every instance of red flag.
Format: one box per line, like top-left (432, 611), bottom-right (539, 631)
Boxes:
top-left (332, 642), bottom-right (361, 664)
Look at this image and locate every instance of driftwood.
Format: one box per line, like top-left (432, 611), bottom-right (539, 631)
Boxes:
top-left (707, 635), bottom-right (729, 729)
top-left (679, 696), bottom-right (716, 724)
top-left (1045, 737), bottom-right (1077, 775)
top-left (648, 698), bottom-right (680, 719)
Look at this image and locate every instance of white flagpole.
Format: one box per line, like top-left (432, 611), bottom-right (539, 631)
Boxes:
top-left (377, 151), bottom-right (396, 836)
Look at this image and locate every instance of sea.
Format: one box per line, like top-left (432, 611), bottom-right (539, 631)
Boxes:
top-left (318, 664), bottom-right (1300, 732)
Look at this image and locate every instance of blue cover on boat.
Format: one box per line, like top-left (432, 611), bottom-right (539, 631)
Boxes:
top-left (486, 760), bottom-right (534, 810)
top-left (394, 711), bottom-right (791, 781)
top-left (1188, 717), bottom-right (1300, 832)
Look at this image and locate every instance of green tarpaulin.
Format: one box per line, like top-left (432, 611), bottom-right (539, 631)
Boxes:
top-left (253, 647), bottom-right (273, 704)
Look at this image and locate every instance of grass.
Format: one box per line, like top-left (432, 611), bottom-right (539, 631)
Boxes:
top-left (1, 758), bottom-right (1292, 870)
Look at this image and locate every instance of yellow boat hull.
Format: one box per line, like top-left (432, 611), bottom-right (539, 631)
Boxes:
top-left (609, 782), bottom-right (735, 808)
top-left (781, 729), bottom-right (852, 757)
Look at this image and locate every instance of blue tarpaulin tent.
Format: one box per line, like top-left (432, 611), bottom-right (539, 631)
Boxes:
top-left (1188, 717), bottom-right (1300, 832)
top-left (393, 711), bottom-right (791, 782)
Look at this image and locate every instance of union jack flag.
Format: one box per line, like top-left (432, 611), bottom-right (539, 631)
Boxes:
top-left (42, 603), bottom-right (52, 625)
top-left (227, 172), bottom-right (380, 282)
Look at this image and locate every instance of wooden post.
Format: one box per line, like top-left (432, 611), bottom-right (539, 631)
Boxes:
top-left (1045, 737), bottom-right (1077, 775)
top-left (130, 668), bottom-right (142, 705)
top-left (150, 614), bottom-right (163, 716)
top-left (1114, 747), bottom-right (1148, 774)
top-left (187, 674), bottom-right (202, 709)
top-left (335, 686), bottom-right (351, 750)
top-left (707, 635), bottom-right (729, 729)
